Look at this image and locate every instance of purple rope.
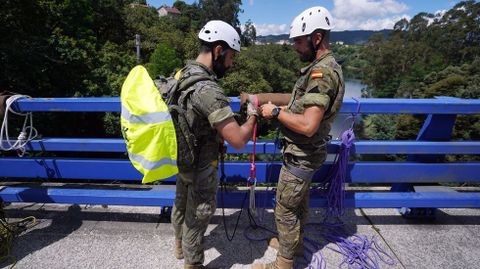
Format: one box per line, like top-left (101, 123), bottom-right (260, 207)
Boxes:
top-left (243, 221), bottom-right (395, 269)
top-left (324, 97), bottom-right (361, 219)
top-left (243, 98), bottom-right (395, 268)
top-left (302, 223), bottom-right (396, 269)
top-left (325, 128), bottom-right (355, 219)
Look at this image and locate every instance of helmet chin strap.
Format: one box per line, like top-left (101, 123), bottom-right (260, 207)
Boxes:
top-left (211, 46), bottom-right (228, 78)
top-left (307, 32), bottom-right (324, 61)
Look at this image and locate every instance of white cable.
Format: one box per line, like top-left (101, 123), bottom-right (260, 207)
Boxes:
top-left (0, 95), bottom-right (38, 156)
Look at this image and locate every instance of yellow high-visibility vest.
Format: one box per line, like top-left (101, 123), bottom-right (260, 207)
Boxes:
top-left (120, 65), bottom-right (178, 183)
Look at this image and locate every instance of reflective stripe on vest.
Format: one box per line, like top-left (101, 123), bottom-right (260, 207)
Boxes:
top-left (128, 151), bottom-right (177, 170)
top-left (121, 105), bottom-right (171, 124)
top-left (121, 65), bottom-right (178, 183)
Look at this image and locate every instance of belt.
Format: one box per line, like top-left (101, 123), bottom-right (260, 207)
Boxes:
top-left (281, 136), bottom-right (331, 150)
top-left (284, 162), bottom-right (316, 181)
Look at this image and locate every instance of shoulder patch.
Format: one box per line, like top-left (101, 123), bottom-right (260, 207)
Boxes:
top-left (311, 71), bottom-right (323, 79)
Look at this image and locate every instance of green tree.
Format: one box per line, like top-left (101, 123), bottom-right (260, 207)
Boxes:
top-left (123, 3), bottom-right (160, 61)
top-left (198, 0), bottom-right (243, 28)
top-left (173, 1), bottom-right (202, 31)
top-left (241, 19), bottom-right (256, 47)
top-left (146, 43), bottom-right (182, 77)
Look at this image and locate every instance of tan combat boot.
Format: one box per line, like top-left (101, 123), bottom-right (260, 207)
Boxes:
top-left (175, 239), bottom-right (184, 259)
top-left (251, 256), bottom-right (293, 269)
top-left (267, 237), bottom-right (304, 257)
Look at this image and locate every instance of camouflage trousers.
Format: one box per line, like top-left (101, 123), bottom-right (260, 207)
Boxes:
top-left (275, 165), bottom-right (312, 260)
top-left (171, 165), bottom-right (218, 265)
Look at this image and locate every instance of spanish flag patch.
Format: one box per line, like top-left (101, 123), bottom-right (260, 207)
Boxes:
top-left (311, 71), bottom-right (323, 79)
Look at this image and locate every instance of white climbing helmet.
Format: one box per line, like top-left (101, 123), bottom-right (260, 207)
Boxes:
top-left (289, 6), bottom-right (334, 39)
top-left (198, 20), bottom-right (241, 52)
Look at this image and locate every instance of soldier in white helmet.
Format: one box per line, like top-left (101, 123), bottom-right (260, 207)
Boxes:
top-left (170, 20), bottom-right (258, 269)
top-left (251, 7), bottom-right (345, 269)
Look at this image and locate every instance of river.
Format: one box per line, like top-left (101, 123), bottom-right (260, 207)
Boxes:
top-left (330, 79), bottom-right (365, 139)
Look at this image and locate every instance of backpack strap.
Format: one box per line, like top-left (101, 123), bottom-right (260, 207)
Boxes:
top-left (171, 73), bottom-right (215, 170)
top-left (168, 73), bottom-right (213, 106)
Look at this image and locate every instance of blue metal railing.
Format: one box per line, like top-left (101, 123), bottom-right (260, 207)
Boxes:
top-left (1, 97), bottom-right (479, 208)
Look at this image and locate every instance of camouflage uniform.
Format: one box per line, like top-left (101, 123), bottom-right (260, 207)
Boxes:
top-left (276, 52), bottom-right (345, 259)
top-left (171, 61), bottom-right (235, 265)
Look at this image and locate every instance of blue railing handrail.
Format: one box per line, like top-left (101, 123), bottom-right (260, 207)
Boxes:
top-left (3, 96), bottom-right (480, 209)
top-left (10, 138), bottom-right (480, 155)
top-left (14, 96), bottom-right (480, 114)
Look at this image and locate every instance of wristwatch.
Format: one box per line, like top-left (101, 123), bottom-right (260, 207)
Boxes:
top-left (271, 106), bottom-right (281, 118)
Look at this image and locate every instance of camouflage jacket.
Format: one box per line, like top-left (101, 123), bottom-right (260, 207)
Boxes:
top-left (281, 52), bottom-right (345, 170)
top-left (178, 61), bottom-right (235, 170)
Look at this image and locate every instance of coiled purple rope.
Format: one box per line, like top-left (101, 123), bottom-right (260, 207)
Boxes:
top-left (324, 97), bottom-right (360, 219)
top-left (320, 223), bottom-right (396, 269)
top-left (325, 128), bottom-right (355, 218)
top-left (244, 220), bottom-right (395, 269)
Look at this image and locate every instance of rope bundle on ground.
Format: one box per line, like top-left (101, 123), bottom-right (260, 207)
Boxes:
top-left (0, 205), bottom-right (37, 269)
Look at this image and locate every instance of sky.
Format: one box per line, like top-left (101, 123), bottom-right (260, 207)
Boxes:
top-left (147, 0), bottom-right (464, 36)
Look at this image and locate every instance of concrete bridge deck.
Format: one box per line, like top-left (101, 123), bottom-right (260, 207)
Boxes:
top-left (1, 203), bottom-right (479, 269)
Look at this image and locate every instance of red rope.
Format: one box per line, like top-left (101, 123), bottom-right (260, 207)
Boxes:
top-left (248, 96), bottom-right (258, 184)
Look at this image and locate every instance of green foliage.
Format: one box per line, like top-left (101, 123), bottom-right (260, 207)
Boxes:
top-left (331, 44), bottom-right (367, 80)
top-left (3, 0), bottom-right (479, 147)
top-left (173, 1), bottom-right (202, 31)
top-left (362, 1), bottom-right (480, 98)
top-left (123, 4), bottom-right (160, 60)
top-left (363, 115), bottom-right (397, 140)
top-left (221, 44), bottom-right (302, 96)
top-left (394, 115), bottom-right (424, 140)
top-left (241, 19), bottom-right (256, 47)
top-left (361, 1), bottom-right (480, 155)
top-left (182, 30), bottom-right (201, 60)
top-left (198, 0), bottom-right (243, 28)
top-left (146, 44), bottom-right (182, 77)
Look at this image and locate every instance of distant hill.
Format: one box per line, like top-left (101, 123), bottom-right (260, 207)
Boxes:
top-left (256, 30), bottom-right (392, 45)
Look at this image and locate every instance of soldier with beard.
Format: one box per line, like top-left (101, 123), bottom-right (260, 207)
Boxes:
top-left (249, 7), bottom-right (345, 269)
top-left (170, 20), bottom-right (258, 269)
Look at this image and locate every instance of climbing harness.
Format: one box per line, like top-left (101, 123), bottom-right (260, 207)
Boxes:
top-left (0, 94), bottom-right (38, 157)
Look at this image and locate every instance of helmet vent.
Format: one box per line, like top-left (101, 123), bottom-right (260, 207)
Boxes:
top-left (205, 30), bottom-right (211, 34)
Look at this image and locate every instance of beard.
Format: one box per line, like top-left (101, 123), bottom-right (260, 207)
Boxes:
top-left (213, 60), bottom-right (229, 78)
top-left (298, 48), bottom-right (315, 62)
top-left (213, 53), bottom-right (229, 78)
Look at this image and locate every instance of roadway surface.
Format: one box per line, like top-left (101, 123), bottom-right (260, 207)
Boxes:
top-left (1, 203), bottom-right (479, 269)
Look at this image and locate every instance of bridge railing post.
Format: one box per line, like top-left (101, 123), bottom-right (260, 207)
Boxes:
top-left (392, 97), bottom-right (459, 218)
